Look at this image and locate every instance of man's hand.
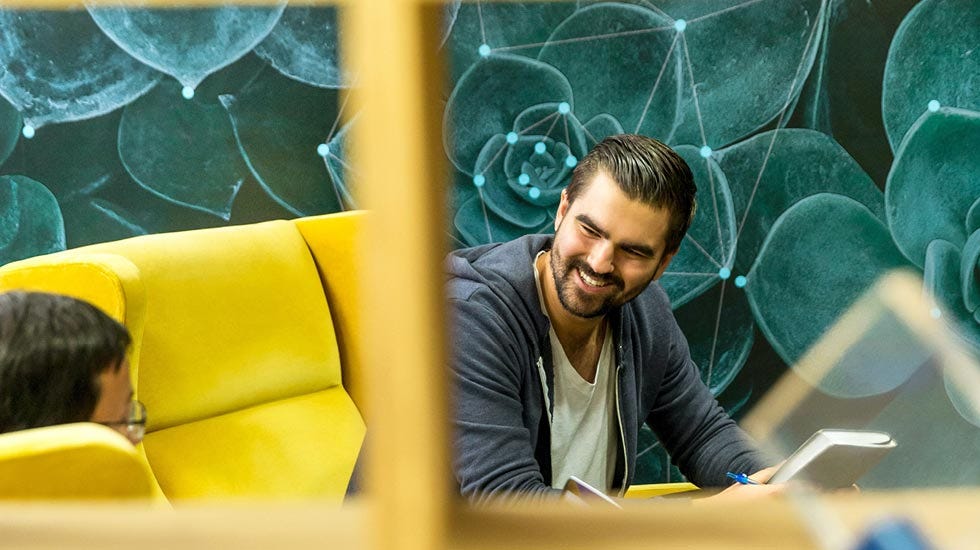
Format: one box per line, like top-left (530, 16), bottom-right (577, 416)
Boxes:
top-left (709, 466), bottom-right (784, 501)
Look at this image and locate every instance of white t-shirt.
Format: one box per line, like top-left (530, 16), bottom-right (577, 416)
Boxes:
top-left (534, 253), bottom-right (619, 492)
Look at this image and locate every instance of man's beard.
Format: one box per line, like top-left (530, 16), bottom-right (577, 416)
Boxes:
top-left (549, 246), bottom-right (649, 319)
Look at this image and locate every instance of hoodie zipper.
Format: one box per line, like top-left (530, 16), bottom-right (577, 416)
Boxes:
top-left (615, 360), bottom-right (628, 496)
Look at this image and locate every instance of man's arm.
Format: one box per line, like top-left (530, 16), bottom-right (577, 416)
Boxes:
top-left (450, 297), bottom-right (561, 503)
top-left (646, 319), bottom-right (770, 487)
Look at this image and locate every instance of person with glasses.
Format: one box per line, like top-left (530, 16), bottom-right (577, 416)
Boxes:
top-left (0, 291), bottom-right (146, 444)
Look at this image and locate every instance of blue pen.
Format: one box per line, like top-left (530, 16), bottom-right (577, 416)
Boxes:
top-left (726, 472), bottom-right (760, 485)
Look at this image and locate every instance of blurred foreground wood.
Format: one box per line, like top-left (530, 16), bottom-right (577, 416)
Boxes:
top-left (1, 489), bottom-right (977, 550)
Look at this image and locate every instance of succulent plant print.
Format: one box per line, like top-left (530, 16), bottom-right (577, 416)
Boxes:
top-left (442, 0), bottom-right (980, 482)
top-left (0, 0), bottom-right (977, 484)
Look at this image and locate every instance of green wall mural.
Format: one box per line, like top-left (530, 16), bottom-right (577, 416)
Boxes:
top-left (1, 0), bottom-right (977, 484)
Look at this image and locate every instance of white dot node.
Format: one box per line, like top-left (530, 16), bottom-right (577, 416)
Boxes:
top-left (473, 174), bottom-right (485, 187)
top-left (734, 275), bottom-right (747, 288)
top-left (928, 100), bottom-right (940, 112)
top-left (506, 132), bottom-right (518, 144)
top-left (931, 307), bottom-right (942, 319)
top-left (674, 19), bottom-right (687, 32)
top-left (558, 102), bottom-right (571, 114)
top-left (565, 155), bottom-right (577, 168)
top-left (181, 86), bottom-right (195, 100)
top-left (699, 145), bottom-right (712, 158)
top-left (518, 173), bottom-right (530, 185)
top-left (534, 142), bottom-right (547, 154)
top-left (718, 267), bottom-right (731, 280)
top-left (21, 125), bottom-right (35, 139)
top-left (317, 143), bottom-right (330, 157)
top-left (478, 44), bottom-right (491, 57)
top-left (529, 187), bottom-right (541, 199)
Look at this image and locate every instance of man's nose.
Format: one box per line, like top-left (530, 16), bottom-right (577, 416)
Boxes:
top-left (587, 241), bottom-right (615, 274)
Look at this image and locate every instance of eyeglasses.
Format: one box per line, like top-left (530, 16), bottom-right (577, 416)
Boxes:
top-left (97, 400), bottom-right (147, 444)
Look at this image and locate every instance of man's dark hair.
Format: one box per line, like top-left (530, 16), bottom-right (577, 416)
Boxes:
top-left (565, 134), bottom-right (697, 254)
top-left (0, 291), bottom-right (130, 434)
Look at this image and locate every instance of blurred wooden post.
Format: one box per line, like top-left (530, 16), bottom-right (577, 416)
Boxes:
top-left (343, 2), bottom-right (451, 550)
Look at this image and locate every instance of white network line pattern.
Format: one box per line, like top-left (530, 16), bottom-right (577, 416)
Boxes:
top-left (462, 0), bottom-right (826, 389)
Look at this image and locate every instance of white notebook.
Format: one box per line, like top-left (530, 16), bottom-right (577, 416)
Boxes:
top-left (768, 429), bottom-right (896, 488)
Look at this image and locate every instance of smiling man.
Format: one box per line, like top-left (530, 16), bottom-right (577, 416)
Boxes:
top-left (447, 134), bottom-right (771, 502)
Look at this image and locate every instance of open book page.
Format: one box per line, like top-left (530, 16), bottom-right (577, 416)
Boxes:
top-left (562, 476), bottom-right (622, 508)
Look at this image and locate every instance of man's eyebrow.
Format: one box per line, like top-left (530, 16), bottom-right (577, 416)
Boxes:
top-left (621, 242), bottom-right (656, 257)
top-left (575, 214), bottom-right (656, 257)
top-left (575, 214), bottom-right (608, 238)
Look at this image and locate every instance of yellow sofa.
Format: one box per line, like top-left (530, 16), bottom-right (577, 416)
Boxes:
top-left (0, 212), bottom-right (367, 502)
top-left (0, 423), bottom-right (156, 500)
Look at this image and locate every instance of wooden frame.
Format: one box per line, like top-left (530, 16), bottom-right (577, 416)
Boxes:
top-left (2, 1), bottom-right (980, 549)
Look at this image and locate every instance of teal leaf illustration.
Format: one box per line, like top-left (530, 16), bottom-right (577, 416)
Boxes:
top-left (445, 54), bottom-right (572, 175)
top-left (945, 373), bottom-right (980, 429)
top-left (512, 103), bottom-right (588, 160)
top-left (4, 110), bottom-right (126, 201)
top-left (0, 110), bottom-right (146, 247)
top-left (886, 108), bottom-right (980, 268)
top-left (474, 134), bottom-right (558, 228)
top-left (967, 198), bottom-right (980, 235)
top-left (221, 67), bottom-right (343, 216)
top-left (635, 425), bottom-right (684, 483)
top-left (661, 144), bottom-right (734, 309)
top-left (581, 114), bottom-right (624, 146)
top-left (454, 194), bottom-right (552, 247)
top-left (85, 3), bottom-right (286, 91)
top-left (0, 175), bottom-right (65, 265)
top-left (0, 98), bottom-right (20, 166)
top-left (789, 0), bottom-right (918, 185)
top-left (538, 3), bottom-right (679, 139)
top-left (191, 53), bottom-right (268, 104)
top-left (665, 0), bottom-right (824, 148)
top-left (445, 2), bottom-right (575, 85)
top-left (61, 199), bottom-right (147, 248)
top-left (442, 0), bottom-right (461, 48)
top-left (322, 119), bottom-right (356, 210)
top-left (716, 129), bottom-right (884, 275)
top-left (460, 100), bottom-right (589, 242)
top-left (253, 6), bottom-right (349, 89)
top-left (119, 81), bottom-right (247, 220)
top-left (674, 280), bottom-right (754, 396)
top-left (882, 0), bottom-right (980, 151)
top-left (746, 194), bottom-right (911, 396)
top-left (922, 239), bottom-right (980, 353)
top-left (0, 108), bottom-right (235, 246)
top-left (0, 10), bottom-right (161, 130)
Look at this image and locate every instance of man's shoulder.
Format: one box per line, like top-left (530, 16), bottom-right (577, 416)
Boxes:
top-left (446, 234), bottom-right (551, 299)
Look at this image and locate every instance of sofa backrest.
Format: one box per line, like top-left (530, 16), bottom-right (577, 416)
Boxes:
top-left (0, 213), bottom-right (366, 501)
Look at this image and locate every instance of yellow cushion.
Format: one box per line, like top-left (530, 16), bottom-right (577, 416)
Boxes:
top-left (0, 423), bottom-right (155, 500)
top-left (142, 388), bottom-right (364, 501)
top-left (58, 220), bottom-right (342, 432)
top-left (294, 211), bottom-right (366, 412)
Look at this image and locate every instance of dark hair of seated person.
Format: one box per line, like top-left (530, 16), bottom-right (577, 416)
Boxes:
top-left (0, 291), bottom-right (131, 434)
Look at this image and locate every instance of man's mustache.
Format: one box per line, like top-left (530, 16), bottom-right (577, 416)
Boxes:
top-left (569, 259), bottom-right (624, 290)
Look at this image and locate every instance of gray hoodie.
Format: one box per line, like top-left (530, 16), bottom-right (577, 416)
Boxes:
top-left (447, 234), bottom-right (769, 503)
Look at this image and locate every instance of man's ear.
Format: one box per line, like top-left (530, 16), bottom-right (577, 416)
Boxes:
top-left (555, 189), bottom-right (570, 232)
